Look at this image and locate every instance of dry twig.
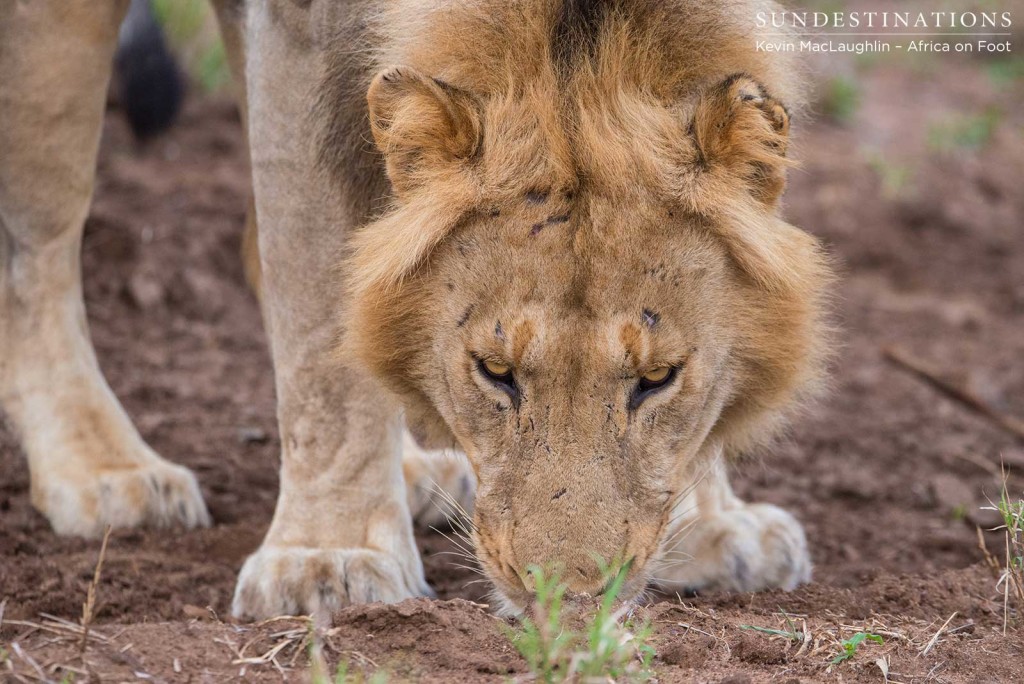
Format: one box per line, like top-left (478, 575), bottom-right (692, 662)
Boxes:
top-left (919, 612), bottom-right (957, 657)
top-left (885, 346), bottom-right (1024, 441)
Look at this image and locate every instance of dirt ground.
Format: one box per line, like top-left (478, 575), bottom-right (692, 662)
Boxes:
top-left (2, 37), bottom-right (1024, 684)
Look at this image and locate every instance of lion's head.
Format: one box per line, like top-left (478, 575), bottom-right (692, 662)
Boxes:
top-left (341, 1), bottom-right (830, 611)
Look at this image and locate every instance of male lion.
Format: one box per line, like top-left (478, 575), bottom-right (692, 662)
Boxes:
top-left (0, 0), bottom-right (830, 619)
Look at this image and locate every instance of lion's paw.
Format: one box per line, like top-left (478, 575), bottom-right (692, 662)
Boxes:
top-left (655, 503), bottom-right (810, 594)
top-left (35, 458), bottom-right (211, 538)
top-left (231, 546), bottom-right (432, 620)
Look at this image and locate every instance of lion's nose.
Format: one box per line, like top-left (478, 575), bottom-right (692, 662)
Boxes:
top-left (564, 564), bottom-right (607, 594)
top-left (524, 563), bottom-right (609, 595)
top-left (511, 561), bottom-right (607, 597)
top-left (562, 585), bottom-right (607, 601)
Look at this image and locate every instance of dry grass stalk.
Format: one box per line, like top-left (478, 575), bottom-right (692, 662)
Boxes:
top-left (918, 611), bottom-right (957, 657)
top-left (79, 525), bottom-right (112, 659)
top-left (10, 642), bottom-right (46, 681)
top-left (228, 616), bottom-right (312, 677)
top-left (3, 615), bottom-right (113, 647)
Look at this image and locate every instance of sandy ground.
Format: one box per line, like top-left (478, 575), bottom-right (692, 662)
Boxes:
top-left (2, 44), bottom-right (1023, 683)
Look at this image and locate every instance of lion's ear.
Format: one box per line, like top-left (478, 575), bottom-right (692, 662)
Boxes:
top-left (687, 74), bottom-right (791, 208)
top-left (367, 65), bottom-right (482, 197)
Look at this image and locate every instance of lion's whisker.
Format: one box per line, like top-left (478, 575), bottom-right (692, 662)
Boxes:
top-left (433, 549), bottom-right (479, 565)
top-left (652, 550), bottom-right (694, 562)
top-left (464, 578), bottom-right (494, 588)
top-left (427, 476), bottom-right (468, 511)
top-left (447, 562), bottom-right (487, 576)
top-left (658, 511), bottom-right (700, 552)
top-left (649, 558), bottom-right (695, 574)
top-left (430, 526), bottom-right (478, 561)
top-left (663, 458), bottom-right (716, 512)
top-left (426, 477), bottom-right (476, 536)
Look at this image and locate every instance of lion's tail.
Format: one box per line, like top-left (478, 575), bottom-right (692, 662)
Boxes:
top-left (114, 0), bottom-right (184, 140)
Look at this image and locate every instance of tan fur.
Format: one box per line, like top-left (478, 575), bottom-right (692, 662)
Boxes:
top-left (2, 0), bottom-right (829, 620)
top-left (0, 0), bottom-right (467, 622)
top-left (345, 0), bottom-right (830, 609)
top-left (0, 0), bottom-right (210, 538)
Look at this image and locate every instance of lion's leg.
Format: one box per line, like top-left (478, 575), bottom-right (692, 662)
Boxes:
top-left (0, 0), bottom-right (210, 537)
top-left (228, 1), bottom-right (429, 619)
top-left (654, 459), bottom-right (810, 594)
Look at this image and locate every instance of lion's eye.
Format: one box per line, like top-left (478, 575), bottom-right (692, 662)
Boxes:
top-left (641, 366), bottom-right (672, 386)
top-left (477, 358), bottom-right (518, 401)
top-left (631, 366), bottom-right (677, 409)
top-left (481, 359), bottom-right (512, 379)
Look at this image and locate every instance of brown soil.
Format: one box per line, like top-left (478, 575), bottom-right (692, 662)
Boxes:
top-left (2, 47), bottom-right (1023, 683)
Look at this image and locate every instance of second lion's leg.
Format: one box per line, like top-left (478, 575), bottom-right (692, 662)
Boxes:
top-left (0, 0), bottom-right (209, 538)
top-left (654, 458), bottom-right (811, 594)
top-left (229, 0), bottom-right (428, 619)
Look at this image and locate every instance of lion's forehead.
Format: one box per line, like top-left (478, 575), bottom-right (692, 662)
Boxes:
top-left (440, 198), bottom-right (729, 319)
top-left (475, 95), bottom-right (690, 200)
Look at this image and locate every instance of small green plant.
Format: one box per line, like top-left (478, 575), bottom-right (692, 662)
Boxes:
top-left (1004, 521), bottom-right (1024, 573)
top-left (333, 660), bottom-right (350, 684)
top-left (864, 149), bottom-right (914, 199)
top-left (741, 610), bottom-right (803, 645)
top-left (310, 654), bottom-right (388, 684)
top-left (820, 75), bottom-right (861, 124)
top-left (507, 562), bottom-right (654, 683)
top-left (830, 632), bottom-right (883, 665)
top-left (511, 565), bottom-right (575, 681)
top-left (576, 562), bottom-right (655, 680)
top-left (740, 623), bottom-right (802, 642)
top-left (987, 56), bottom-right (1024, 86)
top-left (980, 476), bottom-right (1024, 632)
top-left (332, 662), bottom-right (388, 684)
top-left (151, 0), bottom-right (231, 92)
top-left (952, 504), bottom-right (968, 522)
top-left (927, 108), bottom-right (1003, 154)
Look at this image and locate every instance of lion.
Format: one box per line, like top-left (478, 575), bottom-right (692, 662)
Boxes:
top-left (0, 0), bottom-right (829, 620)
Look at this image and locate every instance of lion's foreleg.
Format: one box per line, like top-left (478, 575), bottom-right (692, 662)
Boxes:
top-left (229, 0), bottom-right (429, 621)
top-left (0, 0), bottom-right (209, 538)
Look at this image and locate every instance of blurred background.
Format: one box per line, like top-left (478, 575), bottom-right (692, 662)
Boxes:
top-left (150, 0), bottom-right (229, 93)
top-left (1, 0), bottom-right (1022, 670)
top-left (0, 0), bottom-right (1022, 681)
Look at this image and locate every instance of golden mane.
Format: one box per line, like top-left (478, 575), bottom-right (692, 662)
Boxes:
top-left (335, 0), bottom-right (830, 460)
top-left (383, 0), bottom-right (799, 191)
